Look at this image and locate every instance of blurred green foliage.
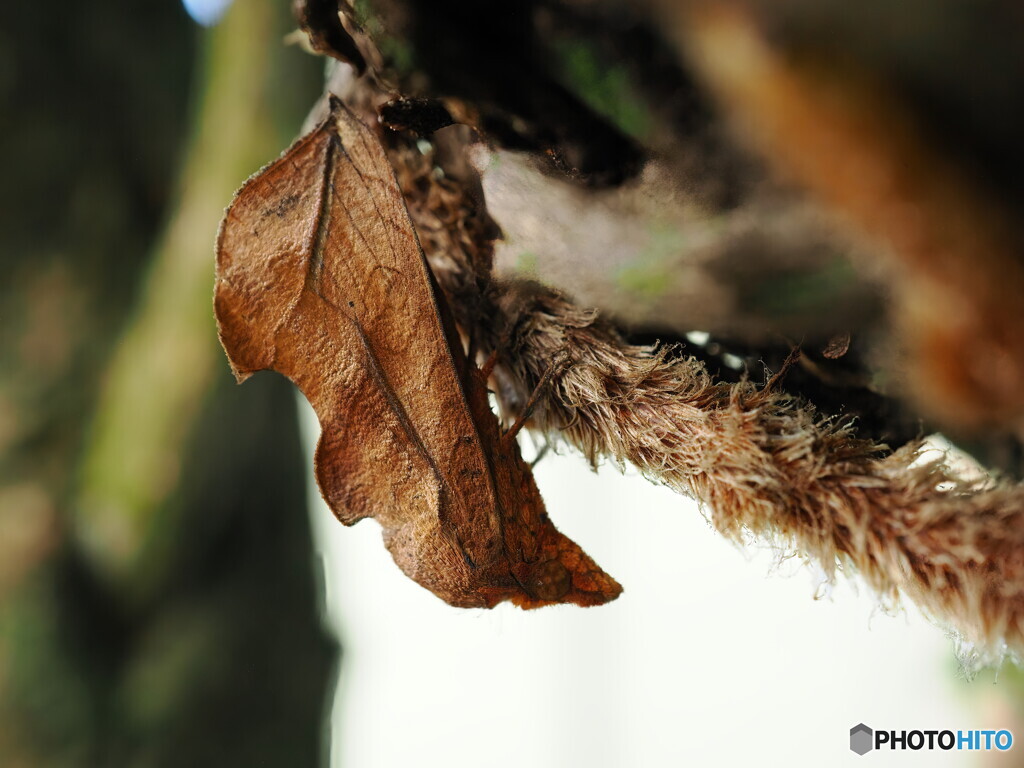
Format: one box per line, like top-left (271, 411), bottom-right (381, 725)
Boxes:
top-left (0, 1), bottom-right (336, 765)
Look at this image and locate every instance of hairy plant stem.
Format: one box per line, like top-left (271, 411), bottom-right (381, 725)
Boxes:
top-left (386, 118), bottom-right (1024, 662)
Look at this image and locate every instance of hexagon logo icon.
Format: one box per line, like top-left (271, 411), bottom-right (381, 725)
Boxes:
top-left (850, 723), bottom-right (873, 755)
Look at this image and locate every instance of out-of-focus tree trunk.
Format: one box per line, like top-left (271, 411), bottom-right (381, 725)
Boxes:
top-left (0, 1), bottom-right (335, 765)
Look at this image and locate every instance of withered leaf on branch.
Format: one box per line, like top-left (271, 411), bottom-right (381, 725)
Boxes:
top-left (215, 96), bottom-right (620, 608)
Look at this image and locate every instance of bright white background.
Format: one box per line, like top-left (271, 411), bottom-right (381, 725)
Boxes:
top-left (299, 401), bottom-right (1016, 767)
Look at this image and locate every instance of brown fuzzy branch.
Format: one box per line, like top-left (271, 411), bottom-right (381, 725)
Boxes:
top-left (387, 121), bottom-right (1024, 660)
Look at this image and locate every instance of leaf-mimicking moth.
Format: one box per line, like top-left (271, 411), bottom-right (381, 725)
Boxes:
top-left (214, 95), bottom-right (620, 608)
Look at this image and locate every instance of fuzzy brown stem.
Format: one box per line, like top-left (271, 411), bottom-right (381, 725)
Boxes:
top-left (387, 123), bottom-right (1024, 658)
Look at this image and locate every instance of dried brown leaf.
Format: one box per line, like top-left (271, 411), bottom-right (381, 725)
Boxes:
top-left (215, 96), bottom-right (620, 609)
